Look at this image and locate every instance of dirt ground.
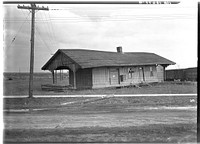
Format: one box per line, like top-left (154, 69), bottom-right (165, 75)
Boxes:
top-left (4, 96), bottom-right (197, 143)
top-left (4, 107), bottom-right (197, 143)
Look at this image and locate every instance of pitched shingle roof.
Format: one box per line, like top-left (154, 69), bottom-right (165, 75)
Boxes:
top-left (42, 49), bottom-right (175, 70)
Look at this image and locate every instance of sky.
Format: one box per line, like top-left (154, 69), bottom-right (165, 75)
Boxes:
top-left (3, 0), bottom-right (198, 72)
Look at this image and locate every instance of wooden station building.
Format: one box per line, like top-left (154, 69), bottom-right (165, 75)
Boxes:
top-left (41, 47), bottom-right (175, 89)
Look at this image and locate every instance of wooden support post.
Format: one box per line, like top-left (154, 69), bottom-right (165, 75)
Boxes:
top-left (17, 4), bottom-right (49, 98)
top-left (163, 66), bottom-right (166, 81)
top-left (109, 69), bottom-right (111, 85)
top-left (73, 71), bottom-right (76, 89)
top-left (71, 64), bottom-right (76, 89)
top-left (62, 70), bottom-right (64, 80)
top-left (197, 3), bottom-right (200, 143)
top-left (142, 67), bottom-right (145, 82)
top-left (60, 70), bottom-right (62, 81)
top-left (52, 70), bottom-right (55, 84)
top-left (55, 70), bottom-right (57, 84)
top-left (28, 4), bottom-right (35, 98)
top-left (118, 68), bottom-right (120, 84)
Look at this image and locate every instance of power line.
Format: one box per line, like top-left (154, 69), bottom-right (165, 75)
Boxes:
top-left (47, 11), bottom-right (57, 50)
top-left (49, 6), bottom-right (195, 11)
top-left (6, 11), bottom-right (31, 49)
top-left (35, 11), bottom-right (57, 52)
top-left (5, 13), bottom-right (195, 20)
top-left (4, 14), bottom-right (195, 23)
top-left (37, 11), bottom-right (54, 50)
top-left (38, 15), bottom-right (196, 23)
top-left (35, 25), bottom-right (53, 55)
top-left (43, 11), bottom-right (57, 50)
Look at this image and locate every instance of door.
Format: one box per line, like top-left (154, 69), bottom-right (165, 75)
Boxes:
top-left (109, 68), bottom-right (119, 85)
top-left (156, 65), bottom-right (164, 82)
top-left (139, 67), bottom-right (145, 82)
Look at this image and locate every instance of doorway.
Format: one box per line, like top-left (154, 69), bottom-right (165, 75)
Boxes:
top-left (139, 67), bottom-right (145, 82)
top-left (109, 68), bottom-right (119, 85)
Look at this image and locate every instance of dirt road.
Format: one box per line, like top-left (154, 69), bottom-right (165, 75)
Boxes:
top-left (5, 107), bottom-right (196, 129)
top-left (4, 96), bottom-right (197, 143)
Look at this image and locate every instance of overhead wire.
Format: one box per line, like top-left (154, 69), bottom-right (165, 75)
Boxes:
top-left (47, 11), bottom-right (57, 50)
top-left (5, 13), bottom-right (195, 18)
top-left (48, 6), bottom-right (195, 11)
top-left (37, 15), bottom-right (195, 23)
top-left (4, 6), bottom-right (196, 49)
top-left (6, 10), bottom-right (31, 49)
top-left (4, 11), bottom-right (195, 23)
top-left (44, 11), bottom-right (57, 50)
top-left (4, 5), bottom-right (196, 72)
top-left (35, 25), bottom-right (53, 55)
top-left (34, 10), bottom-right (56, 55)
top-left (38, 11), bottom-right (54, 53)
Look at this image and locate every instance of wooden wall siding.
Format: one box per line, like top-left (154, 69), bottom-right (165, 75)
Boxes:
top-left (118, 66), bottom-right (158, 85)
top-left (92, 67), bottom-right (110, 88)
top-left (69, 68), bottom-right (92, 89)
top-left (69, 69), bottom-right (74, 87)
top-left (119, 67), bottom-right (130, 84)
top-left (156, 65), bottom-right (164, 82)
top-left (143, 66), bottom-right (158, 83)
top-left (76, 69), bottom-right (92, 89)
top-left (92, 66), bottom-right (162, 88)
top-left (46, 52), bottom-right (80, 72)
top-left (129, 67), bottom-right (140, 83)
top-left (109, 68), bottom-right (119, 85)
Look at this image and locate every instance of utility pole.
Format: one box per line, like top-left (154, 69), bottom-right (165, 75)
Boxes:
top-left (197, 2), bottom-right (200, 143)
top-left (17, 4), bottom-right (49, 98)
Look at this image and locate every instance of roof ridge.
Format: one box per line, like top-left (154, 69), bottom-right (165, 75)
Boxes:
top-left (60, 49), bottom-right (154, 54)
top-left (125, 52), bottom-right (154, 54)
top-left (60, 49), bottom-right (125, 54)
top-left (42, 49), bottom-right (176, 70)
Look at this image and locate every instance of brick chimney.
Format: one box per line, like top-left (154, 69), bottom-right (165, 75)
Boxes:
top-left (117, 46), bottom-right (123, 53)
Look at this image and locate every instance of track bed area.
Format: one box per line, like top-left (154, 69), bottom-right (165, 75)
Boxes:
top-left (4, 96), bottom-right (197, 143)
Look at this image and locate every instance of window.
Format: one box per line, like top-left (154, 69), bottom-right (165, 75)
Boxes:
top-left (150, 67), bottom-right (153, 77)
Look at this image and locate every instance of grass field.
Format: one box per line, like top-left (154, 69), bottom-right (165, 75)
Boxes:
top-left (3, 72), bottom-right (197, 95)
top-left (4, 95), bottom-right (197, 109)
